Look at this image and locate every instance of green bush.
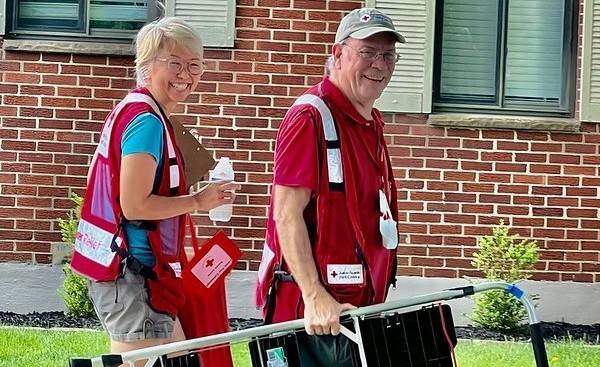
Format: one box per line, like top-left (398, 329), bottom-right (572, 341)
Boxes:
top-left (57, 193), bottom-right (95, 318)
top-left (61, 264), bottom-right (96, 317)
top-left (470, 220), bottom-right (539, 331)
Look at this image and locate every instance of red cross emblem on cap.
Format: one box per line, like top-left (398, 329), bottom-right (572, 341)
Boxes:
top-left (205, 258), bottom-right (214, 267)
top-left (331, 270), bottom-right (338, 278)
top-left (360, 14), bottom-right (371, 22)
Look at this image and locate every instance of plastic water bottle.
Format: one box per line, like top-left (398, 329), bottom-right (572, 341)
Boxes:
top-left (208, 157), bottom-right (234, 222)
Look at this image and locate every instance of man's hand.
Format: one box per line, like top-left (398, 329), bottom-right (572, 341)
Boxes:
top-left (302, 286), bottom-right (356, 336)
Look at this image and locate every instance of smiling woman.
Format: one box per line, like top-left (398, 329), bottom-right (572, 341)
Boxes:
top-left (67, 16), bottom-right (240, 367)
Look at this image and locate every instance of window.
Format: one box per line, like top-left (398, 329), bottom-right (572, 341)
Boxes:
top-left (1, 0), bottom-right (236, 47)
top-left (8, 0), bottom-right (158, 40)
top-left (433, 0), bottom-right (577, 116)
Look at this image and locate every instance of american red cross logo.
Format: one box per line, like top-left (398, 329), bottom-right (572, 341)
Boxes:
top-left (331, 270), bottom-right (338, 278)
top-left (361, 14), bottom-right (371, 22)
top-left (205, 258), bottom-right (214, 267)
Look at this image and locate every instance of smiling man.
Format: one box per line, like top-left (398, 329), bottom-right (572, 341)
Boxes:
top-left (256, 8), bottom-right (405, 366)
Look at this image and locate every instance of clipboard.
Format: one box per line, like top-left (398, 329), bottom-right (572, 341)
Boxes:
top-left (170, 116), bottom-right (215, 186)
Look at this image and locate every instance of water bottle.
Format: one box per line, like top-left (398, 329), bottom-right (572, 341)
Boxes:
top-left (208, 157), bottom-right (235, 222)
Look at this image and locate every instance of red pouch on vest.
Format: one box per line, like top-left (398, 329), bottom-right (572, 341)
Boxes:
top-left (181, 230), bottom-right (241, 296)
top-left (146, 264), bottom-right (186, 318)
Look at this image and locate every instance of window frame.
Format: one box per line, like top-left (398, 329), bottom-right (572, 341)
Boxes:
top-left (432, 0), bottom-right (579, 117)
top-left (5, 0), bottom-right (159, 42)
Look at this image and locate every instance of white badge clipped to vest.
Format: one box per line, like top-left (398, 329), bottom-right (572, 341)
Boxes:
top-left (379, 189), bottom-right (398, 250)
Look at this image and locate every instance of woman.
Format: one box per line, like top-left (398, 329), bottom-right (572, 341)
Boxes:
top-left (72, 17), bottom-right (239, 363)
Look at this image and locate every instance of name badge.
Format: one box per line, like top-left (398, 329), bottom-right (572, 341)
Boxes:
top-left (169, 262), bottom-right (182, 278)
top-left (326, 264), bottom-right (364, 285)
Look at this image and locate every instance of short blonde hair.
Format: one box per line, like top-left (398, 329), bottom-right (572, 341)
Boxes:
top-left (134, 17), bottom-right (203, 87)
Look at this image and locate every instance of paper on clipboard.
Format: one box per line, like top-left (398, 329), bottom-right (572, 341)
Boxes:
top-left (170, 116), bottom-right (215, 186)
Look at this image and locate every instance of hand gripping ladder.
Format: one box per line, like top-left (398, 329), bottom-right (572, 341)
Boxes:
top-left (69, 281), bottom-right (549, 367)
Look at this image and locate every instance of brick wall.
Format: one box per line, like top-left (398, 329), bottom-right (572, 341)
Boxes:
top-left (0, 0), bottom-right (598, 282)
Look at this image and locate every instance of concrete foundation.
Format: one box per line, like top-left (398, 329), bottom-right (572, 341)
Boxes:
top-left (1, 263), bottom-right (598, 326)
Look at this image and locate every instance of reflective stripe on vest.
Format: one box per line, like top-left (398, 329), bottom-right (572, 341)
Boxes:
top-left (98, 93), bottom-right (180, 192)
top-left (292, 94), bottom-right (343, 191)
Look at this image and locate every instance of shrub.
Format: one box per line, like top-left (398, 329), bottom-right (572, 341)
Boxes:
top-left (470, 220), bottom-right (539, 331)
top-left (57, 193), bottom-right (95, 318)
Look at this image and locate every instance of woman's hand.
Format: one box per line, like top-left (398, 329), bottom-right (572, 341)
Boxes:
top-left (192, 182), bottom-right (241, 212)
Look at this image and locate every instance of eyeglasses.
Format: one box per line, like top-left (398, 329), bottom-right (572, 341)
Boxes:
top-left (341, 43), bottom-right (400, 64)
top-left (155, 57), bottom-right (205, 76)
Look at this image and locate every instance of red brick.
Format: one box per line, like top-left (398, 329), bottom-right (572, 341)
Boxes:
top-left (42, 74), bottom-right (77, 85)
top-left (1, 140), bottom-right (36, 151)
top-left (272, 9), bottom-right (306, 19)
top-left (16, 241), bottom-right (51, 252)
top-left (517, 131), bottom-right (548, 141)
top-left (274, 31), bottom-right (307, 42)
top-left (566, 187), bottom-right (597, 196)
top-left (110, 78), bottom-right (136, 89)
top-left (92, 66), bottom-right (126, 77)
top-left (329, 1), bottom-right (361, 11)
top-left (293, 20), bottom-right (327, 32)
top-left (19, 107), bottom-right (53, 118)
top-left (41, 97), bottom-right (76, 108)
top-left (5, 72), bottom-right (40, 83)
top-left (55, 108), bottom-right (91, 119)
top-left (93, 88), bottom-right (127, 99)
top-left (4, 95), bottom-right (38, 106)
top-left (0, 83), bottom-right (18, 94)
top-left (412, 148), bottom-right (445, 158)
top-left (42, 53), bottom-right (71, 62)
top-left (295, 45), bottom-right (328, 59)
top-left (61, 64), bottom-right (91, 74)
top-left (0, 129), bottom-right (18, 139)
top-left (549, 154), bottom-right (580, 164)
top-left (236, 73), bottom-right (270, 84)
top-left (564, 165), bottom-right (596, 175)
top-left (0, 253), bottom-right (32, 262)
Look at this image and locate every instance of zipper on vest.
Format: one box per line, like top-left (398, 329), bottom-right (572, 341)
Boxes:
top-left (353, 241), bottom-right (375, 304)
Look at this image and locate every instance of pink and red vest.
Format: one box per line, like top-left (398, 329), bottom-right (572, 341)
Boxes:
top-left (71, 88), bottom-right (188, 282)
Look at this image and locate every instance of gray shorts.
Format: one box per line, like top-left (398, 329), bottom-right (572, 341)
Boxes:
top-left (88, 268), bottom-right (175, 342)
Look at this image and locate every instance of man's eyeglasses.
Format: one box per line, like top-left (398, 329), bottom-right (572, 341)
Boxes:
top-left (341, 43), bottom-right (400, 64)
top-left (156, 57), bottom-right (205, 76)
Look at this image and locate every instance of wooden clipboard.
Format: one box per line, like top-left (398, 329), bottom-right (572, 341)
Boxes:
top-left (170, 116), bottom-right (215, 186)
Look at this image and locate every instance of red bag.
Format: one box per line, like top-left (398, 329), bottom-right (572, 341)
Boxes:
top-left (146, 264), bottom-right (186, 318)
top-left (179, 228), bottom-right (241, 367)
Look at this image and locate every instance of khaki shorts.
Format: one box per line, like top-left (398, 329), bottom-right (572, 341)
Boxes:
top-left (88, 268), bottom-right (175, 342)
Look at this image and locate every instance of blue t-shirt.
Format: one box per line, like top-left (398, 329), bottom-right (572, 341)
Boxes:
top-left (121, 112), bottom-right (163, 267)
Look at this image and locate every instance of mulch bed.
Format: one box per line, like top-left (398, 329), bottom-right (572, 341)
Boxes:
top-left (1, 311), bottom-right (598, 344)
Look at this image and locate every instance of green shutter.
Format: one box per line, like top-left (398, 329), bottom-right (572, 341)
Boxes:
top-left (1, 0), bottom-right (7, 35)
top-left (166, 0), bottom-right (235, 48)
top-left (366, 0), bottom-right (435, 113)
top-left (581, 0), bottom-right (600, 122)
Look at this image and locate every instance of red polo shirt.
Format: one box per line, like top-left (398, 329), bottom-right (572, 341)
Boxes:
top-left (265, 76), bottom-right (397, 316)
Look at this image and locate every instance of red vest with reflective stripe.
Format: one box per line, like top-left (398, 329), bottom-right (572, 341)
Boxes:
top-left (256, 88), bottom-right (398, 321)
top-left (71, 88), bottom-right (187, 282)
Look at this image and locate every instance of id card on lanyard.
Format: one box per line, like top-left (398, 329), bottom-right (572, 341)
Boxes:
top-left (374, 123), bottom-right (398, 250)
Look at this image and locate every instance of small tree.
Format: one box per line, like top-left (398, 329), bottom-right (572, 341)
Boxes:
top-left (57, 193), bottom-right (95, 318)
top-left (471, 220), bottom-right (539, 331)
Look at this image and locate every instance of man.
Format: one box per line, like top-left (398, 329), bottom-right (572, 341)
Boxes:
top-left (256, 7), bottom-right (404, 365)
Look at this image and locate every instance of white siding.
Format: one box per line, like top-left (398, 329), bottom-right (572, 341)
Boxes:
top-left (367, 0), bottom-right (435, 113)
top-left (581, 0), bottom-right (600, 121)
top-left (166, 0), bottom-right (235, 48)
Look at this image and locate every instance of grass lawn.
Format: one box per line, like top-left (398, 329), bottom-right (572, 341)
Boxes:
top-left (1, 326), bottom-right (599, 367)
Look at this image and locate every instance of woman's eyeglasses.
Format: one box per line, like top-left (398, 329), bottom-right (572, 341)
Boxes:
top-left (156, 57), bottom-right (205, 76)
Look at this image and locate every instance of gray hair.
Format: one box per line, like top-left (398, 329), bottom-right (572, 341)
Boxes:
top-left (134, 17), bottom-right (203, 87)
